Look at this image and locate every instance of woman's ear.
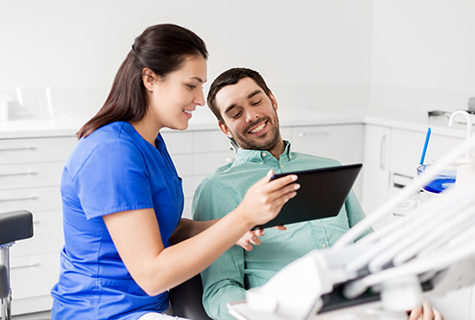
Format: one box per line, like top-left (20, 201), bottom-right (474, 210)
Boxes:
top-left (142, 67), bottom-right (157, 92)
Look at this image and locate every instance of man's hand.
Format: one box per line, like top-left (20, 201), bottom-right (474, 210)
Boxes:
top-left (236, 226), bottom-right (287, 251)
top-left (408, 299), bottom-right (444, 320)
top-left (236, 228), bottom-right (265, 251)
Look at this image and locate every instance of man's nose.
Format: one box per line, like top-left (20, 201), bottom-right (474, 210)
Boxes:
top-left (245, 109), bottom-right (259, 122)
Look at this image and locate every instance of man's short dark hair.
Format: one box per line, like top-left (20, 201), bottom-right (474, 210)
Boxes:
top-left (207, 68), bottom-right (272, 121)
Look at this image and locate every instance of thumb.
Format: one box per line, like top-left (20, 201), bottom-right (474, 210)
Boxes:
top-left (255, 169), bottom-right (274, 186)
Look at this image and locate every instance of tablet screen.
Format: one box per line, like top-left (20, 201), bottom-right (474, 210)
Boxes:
top-left (254, 163), bottom-right (362, 229)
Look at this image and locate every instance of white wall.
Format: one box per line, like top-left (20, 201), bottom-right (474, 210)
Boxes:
top-left (0, 0), bottom-right (373, 122)
top-left (370, 0), bottom-right (475, 114)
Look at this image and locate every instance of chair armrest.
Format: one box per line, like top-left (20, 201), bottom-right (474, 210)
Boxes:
top-left (0, 210), bottom-right (33, 246)
top-left (0, 265), bottom-right (8, 298)
top-left (169, 274), bottom-right (212, 320)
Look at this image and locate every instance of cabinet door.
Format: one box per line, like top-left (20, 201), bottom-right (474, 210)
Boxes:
top-left (361, 125), bottom-right (391, 215)
top-left (291, 124), bottom-right (364, 199)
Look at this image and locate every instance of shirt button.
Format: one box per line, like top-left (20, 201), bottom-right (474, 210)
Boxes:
top-left (281, 164), bottom-right (285, 169)
top-left (322, 243), bottom-right (327, 248)
top-left (262, 152), bottom-right (266, 157)
top-left (260, 162), bottom-right (263, 165)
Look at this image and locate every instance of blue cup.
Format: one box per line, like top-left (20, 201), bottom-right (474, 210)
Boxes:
top-left (416, 164), bottom-right (456, 193)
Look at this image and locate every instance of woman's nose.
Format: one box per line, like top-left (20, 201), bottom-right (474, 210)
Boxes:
top-left (194, 89), bottom-right (205, 106)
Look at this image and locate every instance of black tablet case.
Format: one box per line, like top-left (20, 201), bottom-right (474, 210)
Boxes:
top-left (255, 163), bottom-right (362, 229)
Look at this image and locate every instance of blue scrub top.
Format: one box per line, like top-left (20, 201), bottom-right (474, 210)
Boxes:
top-left (51, 121), bottom-right (184, 320)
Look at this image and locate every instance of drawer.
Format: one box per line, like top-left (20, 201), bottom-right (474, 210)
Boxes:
top-left (291, 124), bottom-right (364, 165)
top-left (0, 187), bottom-right (61, 212)
top-left (10, 252), bottom-right (60, 300)
top-left (0, 136), bottom-right (77, 164)
top-left (10, 210), bottom-right (63, 257)
top-left (0, 162), bottom-right (64, 190)
top-left (192, 151), bottom-right (235, 175)
top-left (192, 130), bottom-right (233, 153)
top-left (160, 131), bottom-right (193, 155)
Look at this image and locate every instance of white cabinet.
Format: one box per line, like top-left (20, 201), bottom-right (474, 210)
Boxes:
top-left (361, 124), bottom-right (474, 320)
top-left (0, 135), bottom-right (77, 315)
top-left (361, 125), bottom-right (391, 215)
top-left (290, 124), bottom-right (364, 199)
top-left (361, 125), bottom-right (466, 214)
top-left (162, 129), bottom-right (235, 219)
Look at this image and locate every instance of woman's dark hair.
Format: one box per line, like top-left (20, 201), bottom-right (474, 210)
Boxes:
top-left (207, 68), bottom-right (271, 122)
top-left (77, 24), bottom-right (208, 138)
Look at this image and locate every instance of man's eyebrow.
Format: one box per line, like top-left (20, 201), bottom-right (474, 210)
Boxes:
top-left (224, 104), bottom-right (237, 115)
top-left (247, 89), bottom-right (262, 99)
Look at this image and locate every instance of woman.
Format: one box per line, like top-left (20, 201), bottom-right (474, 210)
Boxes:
top-left (50, 24), bottom-right (298, 320)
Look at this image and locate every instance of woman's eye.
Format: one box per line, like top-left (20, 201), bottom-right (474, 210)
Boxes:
top-left (186, 84), bottom-right (196, 89)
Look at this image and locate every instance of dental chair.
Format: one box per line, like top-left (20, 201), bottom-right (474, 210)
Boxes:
top-left (169, 274), bottom-right (212, 320)
top-left (0, 210), bottom-right (33, 320)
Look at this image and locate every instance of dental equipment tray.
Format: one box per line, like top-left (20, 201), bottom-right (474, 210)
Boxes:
top-left (254, 163), bottom-right (362, 229)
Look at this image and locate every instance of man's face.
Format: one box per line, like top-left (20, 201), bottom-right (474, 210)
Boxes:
top-left (215, 77), bottom-right (281, 151)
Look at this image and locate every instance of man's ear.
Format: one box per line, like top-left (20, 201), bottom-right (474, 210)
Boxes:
top-left (218, 120), bottom-right (233, 139)
top-left (269, 91), bottom-right (278, 112)
top-left (142, 67), bottom-right (157, 92)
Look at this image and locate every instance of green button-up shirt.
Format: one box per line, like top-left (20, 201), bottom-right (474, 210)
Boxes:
top-left (192, 142), bottom-right (366, 320)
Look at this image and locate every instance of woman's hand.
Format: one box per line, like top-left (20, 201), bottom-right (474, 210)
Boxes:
top-left (238, 170), bottom-right (299, 227)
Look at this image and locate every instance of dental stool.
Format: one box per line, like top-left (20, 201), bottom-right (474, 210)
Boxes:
top-left (169, 274), bottom-right (212, 320)
top-left (0, 210), bottom-right (33, 320)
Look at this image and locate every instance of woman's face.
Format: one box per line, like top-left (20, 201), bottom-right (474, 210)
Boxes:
top-left (146, 55), bottom-right (207, 130)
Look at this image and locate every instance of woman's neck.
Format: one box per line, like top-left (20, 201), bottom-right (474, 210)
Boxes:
top-left (131, 115), bottom-right (161, 147)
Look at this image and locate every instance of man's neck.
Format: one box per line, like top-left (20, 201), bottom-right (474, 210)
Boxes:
top-left (268, 139), bottom-right (285, 160)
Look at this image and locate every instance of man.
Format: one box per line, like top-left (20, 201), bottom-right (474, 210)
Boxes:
top-left (192, 67), bottom-right (365, 320)
top-left (192, 68), bottom-right (443, 320)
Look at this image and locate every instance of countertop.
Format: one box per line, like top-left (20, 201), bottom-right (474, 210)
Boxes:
top-left (0, 107), bottom-right (472, 139)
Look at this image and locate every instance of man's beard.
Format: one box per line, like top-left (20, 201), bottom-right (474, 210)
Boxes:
top-left (233, 117), bottom-right (281, 151)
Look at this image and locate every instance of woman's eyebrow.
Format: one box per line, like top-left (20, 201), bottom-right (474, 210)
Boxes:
top-left (190, 76), bottom-right (206, 83)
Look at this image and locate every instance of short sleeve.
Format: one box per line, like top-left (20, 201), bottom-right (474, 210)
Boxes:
top-left (73, 140), bottom-right (153, 219)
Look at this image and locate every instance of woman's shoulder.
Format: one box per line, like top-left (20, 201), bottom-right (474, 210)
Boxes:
top-left (66, 122), bottom-right (142, 174)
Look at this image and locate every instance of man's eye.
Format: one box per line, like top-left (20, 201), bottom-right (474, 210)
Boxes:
top-left (231, 111), bottom-right (241, 119)
top-left (251, 99), bottom-right (261, 106)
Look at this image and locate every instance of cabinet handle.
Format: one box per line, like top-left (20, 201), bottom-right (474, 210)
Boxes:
top-left (11, 261), bottom-right (41, 270)
top-left (0, 146), bottom-right (37, 152)
top-left (379, 135), bottom-right (387, 170)
top-left (297, 131), bottom-right (330, 137)
top-left (0, 195), bottom-right (39, 202)
top-left (392, 172), bottom-right (413, 189)
top-left (0, 170), bottom-right (39, 177)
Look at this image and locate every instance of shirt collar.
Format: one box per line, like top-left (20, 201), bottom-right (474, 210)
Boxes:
top-left (235, 140), bottom-right (292, 163)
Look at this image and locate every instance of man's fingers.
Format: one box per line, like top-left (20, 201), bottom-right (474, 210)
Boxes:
top-left (249, 236), bottom-right (261, 246)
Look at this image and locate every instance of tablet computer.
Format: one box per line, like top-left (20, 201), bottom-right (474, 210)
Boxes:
top-left (254, 163), bottom-right (362, 229)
